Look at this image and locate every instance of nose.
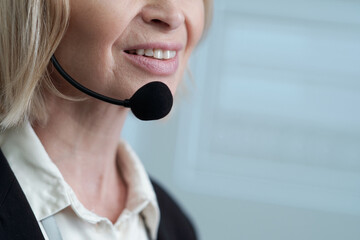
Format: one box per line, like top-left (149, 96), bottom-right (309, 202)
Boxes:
top-left (141, 0), bottom-right (185, 31)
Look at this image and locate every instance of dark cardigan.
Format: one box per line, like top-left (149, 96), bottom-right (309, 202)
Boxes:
top-left (0, 149), bottom-right (197, 240)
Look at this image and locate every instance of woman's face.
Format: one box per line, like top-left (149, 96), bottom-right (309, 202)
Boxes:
top-left (54, 0), bottom-right (205, 99)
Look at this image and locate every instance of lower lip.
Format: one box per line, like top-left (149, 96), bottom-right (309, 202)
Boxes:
top-left (123, 52), bottom-right (179, 76)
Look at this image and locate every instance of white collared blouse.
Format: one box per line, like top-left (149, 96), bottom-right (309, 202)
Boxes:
top-left (0, 123), bottom-right (160, 240)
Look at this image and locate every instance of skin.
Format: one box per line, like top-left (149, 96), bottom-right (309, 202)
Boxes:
top-left (33, 0), bottom-right (205, 223)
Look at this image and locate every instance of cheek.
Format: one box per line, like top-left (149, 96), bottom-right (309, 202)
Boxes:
top-left (183, 0), bottom-right (205, 58)
top-left (68, 1), bottom-right (133, 48)
top-left (192, 3), bottom-right (206, 44)
top-left (172, 1), bottom-right (204, 92)
top-left (58, 0), bottom-right (137, 93)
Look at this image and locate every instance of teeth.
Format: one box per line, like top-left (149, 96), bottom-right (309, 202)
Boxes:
top-left (144, 49), bottom-right (154, 57)
top-left (136, 49), bottom-right (145, 55)
top-left (170, 50), bottom-right (176, 58)
top-left (129, 48), bottom-right (177, 60)
top-left (163, 50), bottom-right (171, 59)
top-left (153, 49), bottom-right (163, 59)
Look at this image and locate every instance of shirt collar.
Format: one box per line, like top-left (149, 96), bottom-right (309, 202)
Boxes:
top-left (0, 123), bottom-right (71, 220)
top-left (0, 123), bottom-right (160, 239)
top-left (117, 140), bottom-right (160, 239)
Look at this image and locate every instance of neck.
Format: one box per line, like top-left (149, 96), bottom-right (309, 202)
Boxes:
top-left (33, 94), bottom-right (129, 223)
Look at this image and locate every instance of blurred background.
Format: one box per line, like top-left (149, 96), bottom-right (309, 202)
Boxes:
top-left (123, 0), bottom-right (360, 239)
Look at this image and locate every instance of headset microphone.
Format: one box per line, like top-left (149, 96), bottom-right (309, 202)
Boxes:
top-left (50, 55), bottom-right (173, 121)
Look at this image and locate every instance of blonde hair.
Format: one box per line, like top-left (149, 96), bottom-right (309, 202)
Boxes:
top-left (0, 0), bottom-right (212, 129)
top-left (0, 0), bottom-right (70, 129)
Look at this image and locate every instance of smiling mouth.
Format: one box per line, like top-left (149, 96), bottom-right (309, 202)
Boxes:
top-left (124, 49), bottom-right (177, 60)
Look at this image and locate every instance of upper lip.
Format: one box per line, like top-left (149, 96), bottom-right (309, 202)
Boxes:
top-left (123, 42), bottom-right (183, 51)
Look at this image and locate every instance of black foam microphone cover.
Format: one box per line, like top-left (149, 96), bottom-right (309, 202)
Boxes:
top-left (130, 81), bottom-right (173, 121)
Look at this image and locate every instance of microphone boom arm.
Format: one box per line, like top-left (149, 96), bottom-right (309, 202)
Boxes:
top-left (50, 55), bottom-right (130, 107)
